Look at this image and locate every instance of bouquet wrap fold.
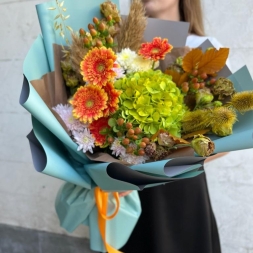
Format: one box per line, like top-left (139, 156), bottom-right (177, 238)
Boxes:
top-left (55, 183), bottom-right (141, 251)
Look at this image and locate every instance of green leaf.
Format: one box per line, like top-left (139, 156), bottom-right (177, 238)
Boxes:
top-left (150, 124), bottom-right (158, 134)
top-left (152, 111), bottom-right (160, 122)
top-left (159, 81), bottom-right (166, 90)
top-left (151, 93), bottom-right (162, 101)
top-left (113, 125), bottom-right (119, 132)
top-left (123, 100), bottom-right (133, 109)
top-left (108, 118), bottom-right (117, 127)
top-left (136, 95), bottom-right (150, 105)
top-left (99, 129), bottom-right (108, 135)
top-left (144, 125), bottom-right (150, 133)
top-left (137, 105), bottom-right (154, 116)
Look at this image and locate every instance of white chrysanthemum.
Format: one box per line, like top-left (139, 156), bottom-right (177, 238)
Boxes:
top-left (131, 55), bottom-right (159, 72)
top-left (117, 48), bottom-right (137, 70)
top-left (117, 48), bottom-right (159, 74)
top-left (110, 138), bottom-right (126, 157)
top-left (120, 153), bottom-right (149, 165)
top-left (72, 128), bottom-right (95, 153)
top-left (52, 104), bottom-right (87, 132)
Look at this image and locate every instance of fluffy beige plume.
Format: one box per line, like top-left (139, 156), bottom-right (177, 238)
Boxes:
top-left (68, 33), bottom-right (88, 77)
top-left (117, 0), bottom-right (147, 52)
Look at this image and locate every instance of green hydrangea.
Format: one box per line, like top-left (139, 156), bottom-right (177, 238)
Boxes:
top-left (114, 70), bottom-right (187, 136)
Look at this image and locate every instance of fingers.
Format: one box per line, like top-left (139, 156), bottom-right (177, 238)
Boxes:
top-left (118, 190), bottom-right (133, 197)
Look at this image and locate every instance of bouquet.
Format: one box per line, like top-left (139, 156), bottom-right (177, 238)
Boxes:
top-left (20, 0), bottom-right (253, 251)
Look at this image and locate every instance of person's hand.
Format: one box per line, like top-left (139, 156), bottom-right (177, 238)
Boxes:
top-left (118, 191), bottom-right (132, 197)
top-left (205, 152), bottom-right (228, 162)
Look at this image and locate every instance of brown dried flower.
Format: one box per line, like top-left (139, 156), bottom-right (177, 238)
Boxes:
top-left (191, 134), bottom-right (215, 157)
top-left (212, 77), bottom-right (235, 100)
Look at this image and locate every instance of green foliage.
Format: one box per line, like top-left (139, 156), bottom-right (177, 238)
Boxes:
top-left (114, 70), bottom-right (187, 136)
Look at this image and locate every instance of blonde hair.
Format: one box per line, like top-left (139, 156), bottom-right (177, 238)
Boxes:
top-left (179, 0), bottom-right (205, 36)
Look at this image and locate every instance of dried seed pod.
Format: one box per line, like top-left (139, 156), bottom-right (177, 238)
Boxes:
top-left (144, 142), bottom-right (157, 158)
top-left (230, 91), bottom-right (253, 113)
top-left (211, 107), bottom-right (237, 136)
top-left (182, 110), bottom-right (211, 134)
top-left (191, 134), bottom-right (215, 157)
top-left (212, 77), bottom-right (235, 100)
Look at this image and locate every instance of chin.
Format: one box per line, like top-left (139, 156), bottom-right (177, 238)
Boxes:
top-left (142, 2), bottom-right (155, 15)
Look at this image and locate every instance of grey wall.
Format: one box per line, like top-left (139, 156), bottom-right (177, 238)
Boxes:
top-left (1, 0), bottom-right (253, 252)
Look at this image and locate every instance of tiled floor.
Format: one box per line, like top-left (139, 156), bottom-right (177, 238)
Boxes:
top-left (0, 224), bottom-right (96, 253)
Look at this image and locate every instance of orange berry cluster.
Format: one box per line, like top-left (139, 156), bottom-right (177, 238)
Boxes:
top-left (179, 70), bottom-right (216, 93)
top-left (110, 118), bottom-right (151, 156)
top-left (79, 16), bottom-right (116, 49)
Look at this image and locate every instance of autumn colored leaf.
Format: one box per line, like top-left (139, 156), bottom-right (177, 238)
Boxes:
top-left (178, 72), bottom-right (189, 86)
top-left (169, 133), bottom-right (190, 144)
top-left (164, 70), bottom-right (189, 88)
top-left (151, 129), bottom-right (189, 144)
top-left (181, 129), bottom-right (210, 140)
top-left (164, 69), bottom-right (181, 84)
top-left (182, 48), bottom-right (203, 73)
top-left (198, 48), bottom-right (229, 74)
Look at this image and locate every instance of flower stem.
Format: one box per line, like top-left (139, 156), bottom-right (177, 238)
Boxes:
top-left (152, 61), bottom-right (156, 70)
top-left (169, 143), bottom-right (192, 150)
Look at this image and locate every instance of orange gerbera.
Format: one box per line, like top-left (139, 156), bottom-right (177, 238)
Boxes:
top-left (89, 117), bottom-right (111, 147)
top-left (80, 47), bottom-right (117, 86)
top-left (138, 37), bottom-right (173, 61)
top-left (102, 82), bottom-right (122, 117)
top-left (71, 85), bottom-right (108, 123)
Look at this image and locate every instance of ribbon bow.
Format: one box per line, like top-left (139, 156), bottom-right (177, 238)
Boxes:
top-left (95, 187), bottom-right (122, 253)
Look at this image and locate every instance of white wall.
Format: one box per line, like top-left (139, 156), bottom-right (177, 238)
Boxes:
top-left (1, 0), bottom-right (253, 252)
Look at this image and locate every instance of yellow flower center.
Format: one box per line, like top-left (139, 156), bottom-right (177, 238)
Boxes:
top-left (86, 100), bottom-right (94, 108)
top-left (151, 48), bottom-right (160, 54)
top-left (82, 136), bottom-right (89, 143)
top-left (96, 61), bottom-right (106, 73)
top-left (68, 115), bottom-right (74, 123)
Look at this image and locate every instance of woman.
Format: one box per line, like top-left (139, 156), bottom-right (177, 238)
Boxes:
top-left (120, 0), bottom-right (223, 252)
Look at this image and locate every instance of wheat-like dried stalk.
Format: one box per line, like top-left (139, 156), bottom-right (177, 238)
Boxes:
top-left (117, 0), bottom-right (147, 52)
top-left (69, 33), bottom-right (88, 76)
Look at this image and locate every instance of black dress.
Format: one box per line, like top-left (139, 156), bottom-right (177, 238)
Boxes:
top-left (120, 172), bottom-right (221, 253)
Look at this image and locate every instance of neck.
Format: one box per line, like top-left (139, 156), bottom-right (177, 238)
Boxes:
top-left (150, 4), bottom-right (180, 21)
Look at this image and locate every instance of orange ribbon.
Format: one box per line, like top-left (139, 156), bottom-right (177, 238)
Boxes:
top-left (94, 187), bottom-right (122, 253)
